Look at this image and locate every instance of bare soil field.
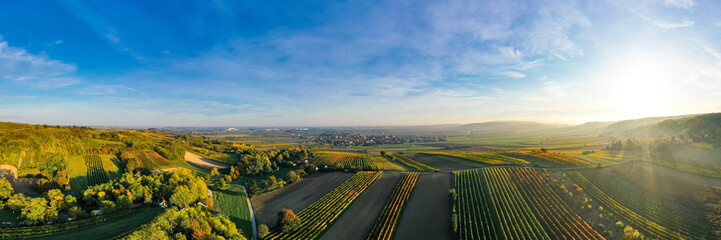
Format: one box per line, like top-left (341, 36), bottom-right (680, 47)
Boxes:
top-left (184, 151), bottom-right (230, 169)
top-left (0, 165), bottom-right (37, 195)
top-left (319, 172), bottom-right (402, 240)
top-left (406, 153), bottom-right (479, 171)
top-left (251, 172), bottom-right (353, 228)
top-left (394, 172), bottom-right (452, 240)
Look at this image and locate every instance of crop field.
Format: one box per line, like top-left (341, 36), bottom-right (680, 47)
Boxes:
top-left (392, 154), bottom-right (435, 172)
top-left (311, 151), bottom-right (404, 171)
top-left (509, 168), bottom-right (604, 240)
top-left (394, 173), bottom-right (452, 240)
top-left (320, 173), bottom-right (402, 240)
top-left (422, 151), bottom-right (529, 165)
top-left (513, 151), bottom-right (590, 166)
top-left (252, 172), bottom-right (353, 228)
top-left (570, 164), bottom-right (714, 239)
top-left (211, 186), bottom-right (253, 240)
top-left (567, 171), bottom-right (686, 239)
top-left (127, 151), bottom-right (174, 169)
top-left (85, 155), bottom-right (110, 186)
top-left (405, 153), bottom-right (480, 171)
top-left (265, 171), bottom-right (382, 239)
top-left (455, 168), bottom-right (549, 240)
top-left (366, 172), bottom-right (419, 240)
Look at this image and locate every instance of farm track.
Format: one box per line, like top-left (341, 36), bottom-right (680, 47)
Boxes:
top-left (320, 172), bottom-right (402, 240)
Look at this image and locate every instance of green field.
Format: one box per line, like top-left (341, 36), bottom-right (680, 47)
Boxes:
top-left (68, 154), bottom-right (122, 192)
top-left (0, 210), bottom-right (20, 225)
top-left (28, 207), bottom-right (164, 240)
top-left (211, 186), bottom-right (253, 240)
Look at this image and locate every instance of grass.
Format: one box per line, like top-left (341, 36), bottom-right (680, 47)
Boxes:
top-left (0, 209), bottom-right (20, 224)
top-left (211, 186), bottom-right (253, 240)
top-left (28, 207), bottom-right (165, 240)
top-left (67, 155), bottom-right (88, 192)
top-left (99, 155), bottom-right (122, 179)
top-left (68, 154), bottom-right (123, 192)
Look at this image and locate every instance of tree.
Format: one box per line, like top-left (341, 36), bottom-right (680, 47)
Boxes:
top-left (285, 171), bottom-right (299, 183)
top-left (210, 168), bottom-right (220, 177)
top-left (277, 208), bottom-right (301, 233)
top-left (170, 186), bottom-right (194, 206)
top-left (265, 176), bottom-right (278, 190)
top-left (0, 178), bottom-right (13, 200)
top-left (380, 151), bottom-right (386, 156)
top-left (22, 198), bottom-right (47, 225)
top-left (258, 224), bottom-right (269, 239)
top-left (248, 181), bottom-right (259, 196)
top-left (6, 193), bottom-right (27, 212)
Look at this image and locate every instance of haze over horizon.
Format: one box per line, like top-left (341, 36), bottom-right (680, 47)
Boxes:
top-left (2, 0), bottom-right (721, 127)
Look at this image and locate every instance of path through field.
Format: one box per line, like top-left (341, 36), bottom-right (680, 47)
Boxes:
top-left (184, 151), bottom-right (230, 169)
top-left (319, 172), bottom-right (402, 240)
top-left (251, 172), bottom-right (353, 228)
top-left (394, 172), bottom-right (452, 240)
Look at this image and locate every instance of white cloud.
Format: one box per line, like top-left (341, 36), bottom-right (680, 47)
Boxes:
top-left (0, 41), bottom-right (80, 89)
top-left (500, 71), bottom-right (527, 78)
top-left (641, 16), bottom-right (694, 28)
top-left (664, 0), bottom-right (695, 9)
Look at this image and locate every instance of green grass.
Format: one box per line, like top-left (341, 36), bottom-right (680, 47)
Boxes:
top-left (68, 154), bottom-right (122, 192)
top-left (99, 155), bottom-right (122, 179)
top-left (0, 209), bottom-right (20, 224)
top-left (28, 207), bottom-right (165, 240)
top-left (67, 155), bottom-right (88, 192)
top-left (211, 186), bottom-right (253, 240)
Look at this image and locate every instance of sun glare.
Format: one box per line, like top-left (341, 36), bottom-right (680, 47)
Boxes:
top-left (606, 53), bottom-right (672, 120)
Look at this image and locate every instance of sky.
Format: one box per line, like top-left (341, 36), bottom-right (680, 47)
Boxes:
top-left (1, 0), bottom-right (721, 127)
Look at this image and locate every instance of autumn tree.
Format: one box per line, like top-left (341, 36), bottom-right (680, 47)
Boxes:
top-left (277, 208), bottom-right (301, 233)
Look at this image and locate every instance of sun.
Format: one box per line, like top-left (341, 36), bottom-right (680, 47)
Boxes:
top-left (605, 52), bottom-right (672, 120)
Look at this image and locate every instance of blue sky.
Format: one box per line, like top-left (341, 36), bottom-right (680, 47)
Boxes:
top-left (1, 0), bottom-right (721, 126)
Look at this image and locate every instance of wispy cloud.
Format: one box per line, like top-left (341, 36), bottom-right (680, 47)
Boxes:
top-left (641, 16), bottom-right (694, 28)
top-left (0, 41), bottom-right (80, 89)
top-left (664, 0), bottom-right (695, 9)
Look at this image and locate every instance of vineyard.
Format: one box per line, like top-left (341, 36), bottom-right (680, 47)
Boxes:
top-left (85, 155), bottom-right (110, 186)
top-left (509, 168), bottom-right (604, 240)
top-left (311, 151), bottom-right (404, 171)
top-left (265, 171), bottom-right (382, 240)
top-left (454, 167), bottom-right (604, 240)
top-left (392, 154), bottom-right (435, 172)
top-left (567, 171), bottom-right (687, 240)
top-left (524, 152), bottom-right (589, 166)
top-left (574, 166), bottom-right (712, 239)
top-left (424, 152), bottom-right (529, 165)
top-left (366, 172), bottom-right (419, 240)
top-left (126, 151), bottom-right (174, 169)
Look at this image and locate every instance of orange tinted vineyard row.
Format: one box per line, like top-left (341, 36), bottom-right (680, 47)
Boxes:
top-left (366, 172), bottom-right (419, 240)
top-left (266, 171), bottom-right (382, 240)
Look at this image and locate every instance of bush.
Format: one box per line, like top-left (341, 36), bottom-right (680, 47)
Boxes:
top-left (258, 224), bottom-right (269, 239)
